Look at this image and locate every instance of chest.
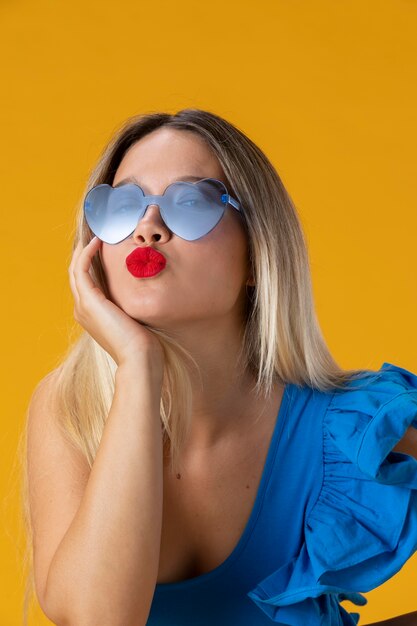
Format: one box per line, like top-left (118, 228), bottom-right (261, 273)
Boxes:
top-left (156, 429), bottom-right (273, 584)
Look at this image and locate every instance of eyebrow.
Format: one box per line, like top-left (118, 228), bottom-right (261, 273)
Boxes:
top-left (113, 175), bottom-right (205, 189)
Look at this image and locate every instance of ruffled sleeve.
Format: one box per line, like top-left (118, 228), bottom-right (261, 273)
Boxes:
top-left (247, 362), bottom-right (417, 625)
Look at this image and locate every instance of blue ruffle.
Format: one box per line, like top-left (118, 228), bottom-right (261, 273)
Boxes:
top-left (248, 362), bottom-right (417, 625)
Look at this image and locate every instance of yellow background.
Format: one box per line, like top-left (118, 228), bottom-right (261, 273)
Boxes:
top-left (1, 0), bottom-right (416, 624)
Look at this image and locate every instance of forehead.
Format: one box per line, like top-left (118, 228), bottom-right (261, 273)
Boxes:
top-left (113, 174), bottom-right (208, 189)
top-left (113, 128), bottom-right (225, 188)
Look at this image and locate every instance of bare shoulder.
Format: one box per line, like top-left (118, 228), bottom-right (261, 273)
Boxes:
top-left (26, 367), bottom-right (90, 617)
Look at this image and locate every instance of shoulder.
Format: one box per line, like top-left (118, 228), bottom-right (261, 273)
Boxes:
top-left (30, 366), bottom-right (62, 403)
top-left (27, 367), bottom-right (63, 434)
top-left (324, 361), bottom-right (417, 482)
top-left (247, 362), bottom-right (417, 625)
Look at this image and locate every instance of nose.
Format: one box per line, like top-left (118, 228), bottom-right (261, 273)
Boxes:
top-left (130, 203), bottom-right (172, 244)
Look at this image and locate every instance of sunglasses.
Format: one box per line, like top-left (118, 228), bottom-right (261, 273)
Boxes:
top-left (83, 177), bottom-right (244, 244)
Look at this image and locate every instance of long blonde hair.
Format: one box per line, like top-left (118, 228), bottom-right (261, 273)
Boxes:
top-left (17, 108), bottom-right (376, 624)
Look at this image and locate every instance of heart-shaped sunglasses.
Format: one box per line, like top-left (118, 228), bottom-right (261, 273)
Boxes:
top-left (83, 177), bottom-right (243, 243)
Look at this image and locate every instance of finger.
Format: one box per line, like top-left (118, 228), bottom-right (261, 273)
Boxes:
top-left (68, 240), bottom-right (84, 307)
top-left (69, 266), bottom-right (79, 308)
top-left (77, 236), bottom-right (101, 269)
top-left (71, 237), bottom-right (101, 305)
top-left (73, 236), bottom-right (102, 296)
top-left (68, 239), bottom-right (83, 277)
top-left (75, 236), bottom-right (102, 279)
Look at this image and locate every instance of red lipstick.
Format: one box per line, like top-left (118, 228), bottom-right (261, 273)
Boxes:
top-left (125, 247), bottom-right (167, 278)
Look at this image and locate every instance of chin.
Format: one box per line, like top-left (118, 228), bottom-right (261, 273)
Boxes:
top-left (119, 297), bottom-right (168, 325)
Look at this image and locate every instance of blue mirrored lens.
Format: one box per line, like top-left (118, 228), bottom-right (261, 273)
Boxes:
top-left (161, 180), bottom-right (225, 241)
top-left (84, 184), bottom-right (144, 244)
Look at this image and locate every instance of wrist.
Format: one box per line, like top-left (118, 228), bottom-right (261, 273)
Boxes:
top-left (116, 356), bottom-right (164, 390)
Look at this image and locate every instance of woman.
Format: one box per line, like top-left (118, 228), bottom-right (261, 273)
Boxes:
top-left (24, 108), bottom-right (417, 625)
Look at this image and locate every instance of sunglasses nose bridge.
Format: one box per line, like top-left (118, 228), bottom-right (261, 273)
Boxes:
top-left (143, 195), bottom-right (165, 216)
top-left (132, 195), bottom-right (167, 234)
top-left (142, 193), bottom-right (165, 212)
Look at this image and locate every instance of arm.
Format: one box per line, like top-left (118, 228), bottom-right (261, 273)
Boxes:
top-left (41, 359), bottom-right (163, 626)
top-left (392, 426), bottom-right (417, 459)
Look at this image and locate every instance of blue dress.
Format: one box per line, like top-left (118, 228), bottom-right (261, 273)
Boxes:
top-left (146, 362), bottom-right (417, 625)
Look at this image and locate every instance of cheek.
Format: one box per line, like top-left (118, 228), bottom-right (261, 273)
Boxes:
top-left (197, 249), bottom-right (245, 287)
top-left (99, 245), bottom-right (126, 294)
top-left (184, 238), bottom-right (248, 305)
top-left (100, 244), bottom-right (123, 273)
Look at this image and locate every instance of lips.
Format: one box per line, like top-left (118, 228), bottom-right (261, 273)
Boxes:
top-left (125, 247), bottom-right (167, 278)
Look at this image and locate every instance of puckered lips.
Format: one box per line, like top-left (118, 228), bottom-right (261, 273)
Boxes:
top-left (125, 246), bottom-right (167, 278)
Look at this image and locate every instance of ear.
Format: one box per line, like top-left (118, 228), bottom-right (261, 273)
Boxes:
top-left (246, 273), bottom-right (256, 287)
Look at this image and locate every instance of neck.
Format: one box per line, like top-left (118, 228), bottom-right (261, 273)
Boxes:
top-left (162, 316), bottom-right (282, 452)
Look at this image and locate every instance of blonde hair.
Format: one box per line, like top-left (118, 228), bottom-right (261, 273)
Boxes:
top-left (17, 107), bottom-right (376, 624)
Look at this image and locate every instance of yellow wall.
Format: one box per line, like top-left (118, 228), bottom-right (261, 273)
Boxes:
top-left (1, 0), bottom-right (416, 623)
